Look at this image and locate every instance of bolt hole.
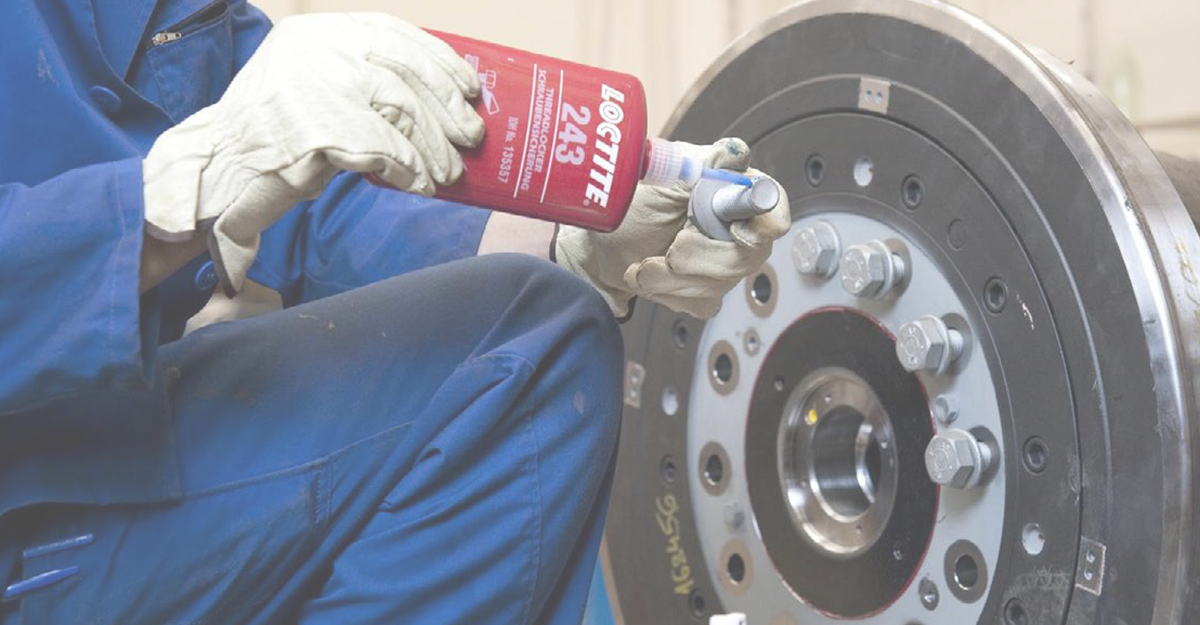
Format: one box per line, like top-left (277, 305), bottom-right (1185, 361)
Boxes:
top-left (1022, 523), bottom-right (1046, 556)
top-left (1023, 437), bottom-right (1049, 474)
top-left (726, 553), bottom-right (746, 584)
top-left (919, 577), bottom-right (939, 610)
top-left (661, 386), bottom-right (679, 416)
top-left (751, 273), bottom-right (773, 305)
top-left (954, 554), bottom-right (980, 590)
top-left (660, 455), bottom-right (677, 484)
top-left (1005, 599), bottom-right (1029, 625)
top-left (704, 454), bottom-right (725, 486)
top-left (688, 590), bottom-right (707, 617)
top-left (773, 376), bottom-right (785, 391)
top-left (806, 155), bottom-right (825, 187)
top-left (672, 321), bottom-right (689, 349)
top-left (853, 157), bottom-right (874, 187)
top-left (901, 175), bottom-right (924, 209)
top-left (713, 353), bottom-right (734, 384)
top-left (984, 277), bottom-right (1009, 313)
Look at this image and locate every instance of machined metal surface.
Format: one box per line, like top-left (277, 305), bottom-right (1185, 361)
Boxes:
top-left (600, 1), bottom-right (1200, 624)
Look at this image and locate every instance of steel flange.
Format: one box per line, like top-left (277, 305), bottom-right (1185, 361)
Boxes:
top-left (600, 1), bottom-right (1200, 625)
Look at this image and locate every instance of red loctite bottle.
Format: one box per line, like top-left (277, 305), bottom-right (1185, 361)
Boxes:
top-left (420, 31), bottom-right (729, 232)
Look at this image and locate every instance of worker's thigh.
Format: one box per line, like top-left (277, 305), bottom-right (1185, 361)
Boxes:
top-left (3, 254), bottom-right (622, 625)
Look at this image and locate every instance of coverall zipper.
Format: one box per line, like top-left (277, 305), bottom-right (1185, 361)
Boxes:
top-left (148, 0), bottom-right (228, 48)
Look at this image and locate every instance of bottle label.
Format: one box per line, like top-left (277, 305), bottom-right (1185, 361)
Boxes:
top-left (428, 31), bottom-right (648, 232)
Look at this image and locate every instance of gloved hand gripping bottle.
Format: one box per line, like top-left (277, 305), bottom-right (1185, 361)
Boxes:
top-left (400, 31), bottom-right (774, 234)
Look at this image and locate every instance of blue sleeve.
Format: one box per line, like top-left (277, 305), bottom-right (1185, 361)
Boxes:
top-left (248, 172), bottom-right (491, 306)
top-left (0, 158), bottom-right (158, 415)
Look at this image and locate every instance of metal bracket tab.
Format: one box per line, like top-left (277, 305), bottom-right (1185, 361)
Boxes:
top-left (1075, 538), bottom-right (1106, 596)
top-left (858, 77), bottom-right (891, 113)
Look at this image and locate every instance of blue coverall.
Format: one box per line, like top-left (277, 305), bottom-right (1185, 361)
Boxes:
top-left (0, 1), bottom-right (623, 623)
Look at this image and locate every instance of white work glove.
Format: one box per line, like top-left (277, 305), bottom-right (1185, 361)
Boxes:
top-left (555, 138), bottom-right (791, 319)
top-left (142, 13), bottom-right (484, 293)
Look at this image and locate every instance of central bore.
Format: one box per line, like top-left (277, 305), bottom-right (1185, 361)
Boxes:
top-left (780, 369), bottom-right (898, 557)
top-left (807, 407), bottom-right (883, 519)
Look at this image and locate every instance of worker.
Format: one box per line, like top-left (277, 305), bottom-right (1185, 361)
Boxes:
top-left (0, 3), bottom-right (790, 624)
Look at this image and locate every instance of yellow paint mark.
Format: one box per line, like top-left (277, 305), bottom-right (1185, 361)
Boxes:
top-left (806, 408), bottom-right (819, 425)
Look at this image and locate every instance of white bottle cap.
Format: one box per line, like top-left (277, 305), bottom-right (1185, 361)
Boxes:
top-left (709, 613), bottom-right (747, 625)
top-left (642, 138), bottom-right (703, 187)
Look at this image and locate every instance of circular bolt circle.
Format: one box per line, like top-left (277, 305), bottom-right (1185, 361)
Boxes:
top-left (902, 175), bottom-right (924, 209)
top-left (919, 577), bottom-right (939, 610)
top-left (1023, 437), bottom-right (1049, 474)
top-left (985, 277), bottom-right (1009, 313)
top-left (806, 155), bottom-right (825, 187)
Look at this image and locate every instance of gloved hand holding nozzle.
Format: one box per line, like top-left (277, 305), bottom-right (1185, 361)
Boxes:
top-left (556, 138), bottom-right (792, 319)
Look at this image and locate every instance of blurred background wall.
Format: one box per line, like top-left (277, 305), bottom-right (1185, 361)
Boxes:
top-left (253, 0), bottom-right (1200, 158)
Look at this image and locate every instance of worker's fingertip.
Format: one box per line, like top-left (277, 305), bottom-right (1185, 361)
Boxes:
top-left (708, 137), bottom-right (752, 170)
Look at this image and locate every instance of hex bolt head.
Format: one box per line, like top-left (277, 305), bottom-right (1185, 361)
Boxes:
top-left (896, 315), bottom-right (964, 374)
top-left (840, 240), bottom-right (905, 298)
top-left (925, 428), bottom-right (993, 489)
top-left (792, 221), bottom-right (841, 278)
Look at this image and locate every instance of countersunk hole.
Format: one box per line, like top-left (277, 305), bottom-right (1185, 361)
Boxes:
top-left (901, 175), bottom-right (924, 209)
top-left (1022, 523), bottom-right (1046, 556)
top-left (713, 353), bottom-right (734, 384)
top-left (947, 219), bottom-right (967, 250)
top-left (954, 554), bottom-right (980, 590)
top-left (704, 453), bottom-right (725, 486)
top-left (660, 455), bottom-right (678, 484)
top-left (688, 589), bottom-right (707, 617)
top-left (806, 155), bottom-right (826, 187)
top-left (853, 157), bottom-right (874, 187)
top-left (727, 553), bottom-right (746, 584)
top-left (985, 277), bottom-right (1009, 313)
top-left (1023, 437), bottom-right (1049, 474)
top-left (672, 321), bottom-right (689, 349)
top-left (1005, 599), bottom-right (1029, 625)
top-left (751, 273), bottom-right (773, 305)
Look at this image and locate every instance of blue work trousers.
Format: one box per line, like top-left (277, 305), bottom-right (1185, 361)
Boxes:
top-left (1, 254), bottom-right (623, 624)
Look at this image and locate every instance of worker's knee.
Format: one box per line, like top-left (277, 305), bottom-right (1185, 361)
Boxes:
top-left (485, 254), bottom-right (624, 445)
